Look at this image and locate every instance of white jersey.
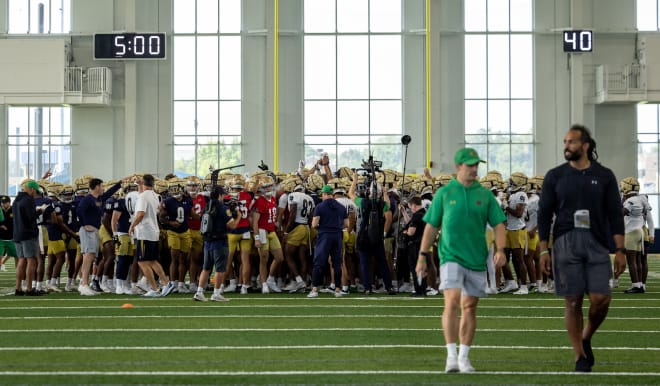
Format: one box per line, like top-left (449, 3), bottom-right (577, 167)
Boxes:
top-left (134, 189), bottom-right (160, 242)
top-left (506, 191), bottom-right (528, 231)
top-left (525, 193), bottom-right (539, 231)
top-left (287, 191), bottom-right (315, 224)
top-left (278, 192), bottom-right (288, 210)
top-left (623, 194), bottom-right (652, 233)
top-left (486, 195), bottom-right (503, 231)
top-left (336, 196), bottom-right (358, 230)
top-left (125, 191), bottom-right (140, 222)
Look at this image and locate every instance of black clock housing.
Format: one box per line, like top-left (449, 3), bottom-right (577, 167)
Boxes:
top-left (563, 30), bottom-right (593, 53)
top-left (94, 33), bottom-right (166, 59)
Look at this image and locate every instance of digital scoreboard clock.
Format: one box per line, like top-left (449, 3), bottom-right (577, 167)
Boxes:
top-left (94, 33), bottom-right (166, 59)
top-left (563, 30), bottom-right (592, 53)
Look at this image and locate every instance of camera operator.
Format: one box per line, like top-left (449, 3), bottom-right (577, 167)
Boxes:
top-left (349, 171), bottom-right (395, 295)
top-left (194, 186), bottom-right (240, 302)
top-left (399, 196), bottom-right (426, 296)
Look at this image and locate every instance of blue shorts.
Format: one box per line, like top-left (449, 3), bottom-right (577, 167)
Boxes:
top-left (203, 244), bottom-right (229, 273)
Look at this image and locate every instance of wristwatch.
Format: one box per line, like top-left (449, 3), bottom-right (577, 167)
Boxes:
top-left (615, 247), bottom-right (627, 254)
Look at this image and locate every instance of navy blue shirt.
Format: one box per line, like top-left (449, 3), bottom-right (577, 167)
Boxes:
top-left (203, 200), bottom-right (232, 249)
top-left (112, 198), bottom-right (132, 233)
top-left (12, 192), bottom-right (38, 242)
top-left (162, 196), bottom-right (193, 233)
top-left (538, 161), bottom-right (624, 249)
top-left (313, 198), bottom-right (347, 234)
top-left (77, 182), bottom-right (121, 228)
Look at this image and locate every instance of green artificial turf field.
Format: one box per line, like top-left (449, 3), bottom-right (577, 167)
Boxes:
top-left (0, 257), bottom-right (658, 385)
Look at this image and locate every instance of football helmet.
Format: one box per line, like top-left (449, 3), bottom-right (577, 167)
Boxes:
top-left (527, 175), bottom-right (544, 194)
top-left (154, 178), bottom-right (170, 195)
top-left (58, 185), bottom-right (75, 203)
top-left (185, 176), bottom-right (201, 195)
top-left (508, 172), bottom-right (528, 193)
top-left (305, 174), bottom-right (325, 193)
top-left (620, 176), bottom-right (640, 196)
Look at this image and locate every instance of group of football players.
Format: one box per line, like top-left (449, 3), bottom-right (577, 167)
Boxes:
top-left (5, 163), bottom-right (653, 297)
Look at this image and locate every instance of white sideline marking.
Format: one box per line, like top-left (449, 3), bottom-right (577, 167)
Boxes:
top-left (0, 344), bottom-right (657, 351)
top-left (0, 327), bottom-right (659, 335)
top-left (2, 314), bottom-right (660, 321)
top-left (0, 370), bottom-right (658, 376)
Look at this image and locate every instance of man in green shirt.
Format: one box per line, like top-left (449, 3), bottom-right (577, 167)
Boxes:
top-left (416, 148), bottom-right (507, 373)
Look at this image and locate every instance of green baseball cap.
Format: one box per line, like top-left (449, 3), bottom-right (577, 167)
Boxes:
top-left (320, 185), bottom-right (333, 194)
top-left (454, 148), bottom-right (486, 166)
top-left (24, 180), bottom-right (42, 193)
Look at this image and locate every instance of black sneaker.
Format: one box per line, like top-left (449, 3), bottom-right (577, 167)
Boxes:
top-left (624, 287), bottom-right (644, 294)
top-left (25, 289), bottom-right (43, 296)
top-left (14, 289), bottom-right (24, 296)
top-left (91, 280), bottom-right (102, 293)
top-left (387, 288), bottom-right (397, 295)
top-left (582, 339), bottom-right (594, 367)
top-left (575, 356), bottom-right (592, 372)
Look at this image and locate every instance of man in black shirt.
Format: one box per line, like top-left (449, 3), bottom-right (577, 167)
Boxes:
top-left (538, 124), bottom-right (626, 373)
top-left (399, 196), bottom-right (426, 296)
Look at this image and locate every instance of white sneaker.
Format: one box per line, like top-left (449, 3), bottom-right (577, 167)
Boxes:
top-left (193, 292), bottom-right (207, 302)
top-left (445, 356), bottom-right (459, 373)
top-left (225, 281), bottom-right (237, 293)
top-left (142, 289), bottom-right (161, 298)
top-left (498, 281), bottom-right (518, 293)
top-left (513, 286), bottom-right (529, 295)
top-left (79, 285), bottom-right (98, 296)
top-left (283, 281), bottom-right (297, 291)
top-left (307, 290), bottom-right (318, 298)
top-left (121, 287), bottom-right (137, 295)
top-left (262, 283), bottom-right (270, 294)
top-left (289, 281), bottom-right (306, 293)
top-left (100, 282), bottom-right (112, 293)
top-left (115, 284), bottom-right (124, 295)
top-left (398, 282), bottom-right (412, 293)
top-left (0, 264), bottom-right (5, 272)
top-left (211, 294), bottom-right (229, 302)
top-left (320, 286), bottom-right (336, 294)
top-left (266, 279), bottom-right (282, 293)
top-left (240, 285), bottom-right (248, 295)
top-left (334, 290), bottom-right (347, 298)
top-left (189, 283), bottom-right (198, 293)
top-left (426, 288), bottom-right (439, 296)
top-left (538, 283), bottom-right (548, 293)
top-left (177, 285), bottom-right (190, 294)
top-left (547, 280), bottom-right (555, 291)
top-left (136, 277), bottom-right (150, 293)
top-left (46, 283), bottom-right (62, 293)
top-left (485, 287), bottom-right (498, 295)
top-left (64, 282), bottom-right (77, 292)
top-left (160, 282), bottom-right (175, 297)
top-left (458, 357), bottom-right (475, 373)
top-left (609, 278), bottom-right (619, 289)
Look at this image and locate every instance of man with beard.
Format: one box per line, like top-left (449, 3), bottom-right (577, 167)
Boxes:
top-left (538, 124), bottom-right (626, 372)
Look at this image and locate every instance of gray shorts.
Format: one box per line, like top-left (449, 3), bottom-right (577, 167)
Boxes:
top-left (439, 261), bottom-right (487, 298)
top-left (203, 245), bottom-right (229, 273)
top-left (79, 227), bottom-right (99, 254)
top-left (552, 229), bottom-right (612, 296)
top-left (15, 238), bottom-right (39, 258)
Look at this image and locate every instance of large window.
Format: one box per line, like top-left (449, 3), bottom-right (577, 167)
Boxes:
top-left (7, 107), bottom-right (71, 195)
top-left (637, 0), bottom-right (660, 31)
top-left (463, 0), bottom-right (534, 177)
top-left (172, 0), bottom-right (242, 177)
top-left (636, 104), bottom-right (660, 226)
top-left (8, 0), bottom-right (70, 34)
top-left (303, 0), bottom-right (403, 171)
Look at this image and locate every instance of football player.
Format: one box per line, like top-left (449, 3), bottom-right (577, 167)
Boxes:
top-left (282, 184), bottom-right (314, 293)
top-left (505, 172), bottom-right (529, 295)
top-left (159, 178), bottom-right (197, 293)
top-left (251, 175), bottom-right (285, 293)
top-left (223, 175), bottom-right (254, 294)
top-left (185, 177), bottom-right (204, 293)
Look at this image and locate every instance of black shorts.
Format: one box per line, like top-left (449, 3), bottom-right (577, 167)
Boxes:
top-left (136, 240), bottom-right (159, 262)
top-left (552, 229), bottom-right (612, 296)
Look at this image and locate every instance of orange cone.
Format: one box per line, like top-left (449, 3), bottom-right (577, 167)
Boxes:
top-left (121, 303), bottom-right (134, 308)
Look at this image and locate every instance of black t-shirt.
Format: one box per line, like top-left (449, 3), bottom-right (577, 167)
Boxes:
top-left (407, 208), bottom-right (426, 243)
top-left (538, 161), bottom-right (624, 248)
